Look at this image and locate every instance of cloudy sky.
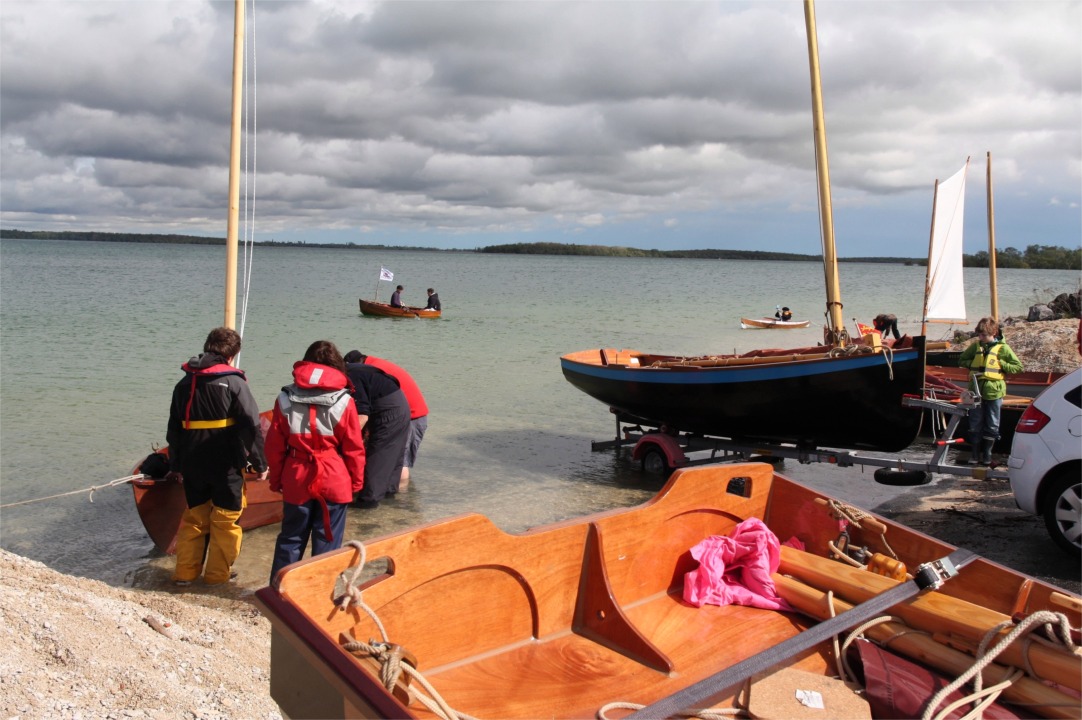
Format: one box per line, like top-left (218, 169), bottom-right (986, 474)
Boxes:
top-left (1, 1), bottom-right (1079, 256)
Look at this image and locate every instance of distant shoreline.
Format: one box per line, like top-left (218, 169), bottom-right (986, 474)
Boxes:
top-left (2, 229), bottom-right (1078, 268)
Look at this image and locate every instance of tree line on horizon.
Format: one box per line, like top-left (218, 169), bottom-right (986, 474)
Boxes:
top-left (2, 229), bottom-right (1077, 269)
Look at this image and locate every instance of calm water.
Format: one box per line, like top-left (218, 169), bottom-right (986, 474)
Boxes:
top-left (1, 238), bottom-right (1077, 589)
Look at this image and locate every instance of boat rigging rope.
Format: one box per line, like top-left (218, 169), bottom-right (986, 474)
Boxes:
top-left (238, 0), bottom-right (258, 345)
top-left (333, 540), bottom-right (478, 720)
top-left (0, 475), bottom-right (143, 508)
top-left (597, 701), bottom-right (743, 720)
top-left (920, 610), bottom-right (1079, 720)
top-left (822, 498), bottom-right (900, 560)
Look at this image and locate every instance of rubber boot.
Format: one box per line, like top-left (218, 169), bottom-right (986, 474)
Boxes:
top-left (979, 437), bottom-right (995, 467)
top-left (203, 504), bottom-right (244, 585)
top-left (964, 435), bottom-right (980, 465)
top-left (173, 501), bottom-right (214, 583)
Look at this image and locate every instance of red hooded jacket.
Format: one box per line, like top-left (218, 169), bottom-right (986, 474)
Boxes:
top-left (265, 362), bottom-right (366, 514)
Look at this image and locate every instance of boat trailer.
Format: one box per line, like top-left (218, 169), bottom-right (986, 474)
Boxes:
top-left (593, 394), bottom-right (1010, 485)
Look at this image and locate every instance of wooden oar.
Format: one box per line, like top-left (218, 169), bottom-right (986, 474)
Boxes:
top-left (779, 546), bottom-right (1081, 693)
top-left (776, 574), bottom-right (1079, 719)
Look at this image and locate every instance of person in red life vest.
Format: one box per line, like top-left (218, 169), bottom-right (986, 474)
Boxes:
top-left (344, 350), bottom-right (429, 492)
top-left (265, 341), bottom-right (366, 584)
top-left (166, 327), bottom-right (268, 587)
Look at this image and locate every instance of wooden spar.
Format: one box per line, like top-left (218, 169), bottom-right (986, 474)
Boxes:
top-left (778, 546), bottom-right (1082, 692)
top-left (987, 151), bottom-right (1000, 321)
top-left (803, 0), bottom-right (845, 347)
top-left (920, 177), bottom-right (940, 338)
top-left (224, 0), bottom-right (245, 330)
top-left (776, 575), bottom-right (1081, 719)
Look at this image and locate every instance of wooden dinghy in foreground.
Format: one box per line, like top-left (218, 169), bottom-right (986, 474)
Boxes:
top-left (131, 411), bottom-right (283, 555)
top-left (739, 316), bottom-right (812, 329)
top-left (254, 463), bottom-right (1081, 719)
top-left (359, 299), bottom-right (441, 319)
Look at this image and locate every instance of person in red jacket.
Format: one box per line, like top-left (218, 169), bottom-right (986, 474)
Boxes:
top-left (344, 350), bottom-right (429, 492)
top-left (266, 341), bottom-right (366, 584)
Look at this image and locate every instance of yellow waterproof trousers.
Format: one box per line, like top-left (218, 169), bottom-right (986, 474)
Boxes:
top-left (172, 489), bottom-right (246, 584)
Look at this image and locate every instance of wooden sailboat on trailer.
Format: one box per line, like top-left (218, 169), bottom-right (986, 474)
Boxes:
top-left (130, 0), bottom-right (282, 554)
top-left (561, 0), bottom-right (926, 454)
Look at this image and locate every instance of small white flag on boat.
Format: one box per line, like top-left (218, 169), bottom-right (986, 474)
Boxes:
top-left (379, 267), bottom-right (394, 282)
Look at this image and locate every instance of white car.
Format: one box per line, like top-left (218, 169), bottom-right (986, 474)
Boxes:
top-left (1008, 367), bottom-right (1082, 555)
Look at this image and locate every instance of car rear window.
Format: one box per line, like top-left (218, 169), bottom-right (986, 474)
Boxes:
top-left (1066, 384), bottom-right (1081, 409)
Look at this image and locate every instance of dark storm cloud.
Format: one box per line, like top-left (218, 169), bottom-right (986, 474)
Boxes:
top-left (1, 0), bottom-right (1078, 252)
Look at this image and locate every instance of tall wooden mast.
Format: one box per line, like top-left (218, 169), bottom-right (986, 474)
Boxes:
top-left (224, 0), bottom-right (245, 330)
top-left (803, 0), bottom-right (845, 346)
top-left (986, 151), bottom-right (999, 321)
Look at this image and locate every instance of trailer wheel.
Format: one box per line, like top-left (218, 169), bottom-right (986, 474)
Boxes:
top-left (641, 447), bottom-right (672, 476)
top-left (873, 468), bottom-right (931, 486)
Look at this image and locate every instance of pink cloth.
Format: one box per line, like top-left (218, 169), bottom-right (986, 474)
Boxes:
top-left (682, 518), bottom-right (793, 611)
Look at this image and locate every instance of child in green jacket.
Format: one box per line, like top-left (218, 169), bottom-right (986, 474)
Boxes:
top-left (957, 317), bottom-right (1023, 465)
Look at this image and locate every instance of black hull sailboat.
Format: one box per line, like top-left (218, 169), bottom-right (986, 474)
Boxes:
top-left (561, 339), bottom-right (926, 452)
top-left (561, 0), bottom-right (927, 454)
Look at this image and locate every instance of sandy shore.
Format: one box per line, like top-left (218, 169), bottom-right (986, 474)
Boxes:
top-left (0, 549), bottom-right (281, 720)
top-left (2, 317), bottom-right (1077, 719)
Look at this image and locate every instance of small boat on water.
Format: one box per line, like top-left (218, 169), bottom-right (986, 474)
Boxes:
top-left (131, 411), bottom-right (283, 554)
top-left (359, 298), bottom-right (441, 319)
top-left (254, 462), bottom-right (1081, 719)
top-left (739, 316), bottom-right (812, 329)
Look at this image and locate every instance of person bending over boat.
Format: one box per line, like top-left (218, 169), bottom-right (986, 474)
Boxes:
top-left (345, 350), bottom-right (429, 492)
top-left (344, 353), bottom-right (412, 508)
top-left (424, 288), bottom-right (441, 311)
top-left (775, 306), bottom-right (793, 321)
top-left (265, 341), bottom-right (366, 584)
top-left (873, 313), bottom-right (901, 340)
top-left (390, 285), bottom-right (404, 308)
top-left (958, 317), bottom-right (1023, 466)
top-left (166, 327), bottom-right (268, 587)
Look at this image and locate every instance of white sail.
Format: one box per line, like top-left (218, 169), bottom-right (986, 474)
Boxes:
top-left (924, 161), bottom-right (968, 323)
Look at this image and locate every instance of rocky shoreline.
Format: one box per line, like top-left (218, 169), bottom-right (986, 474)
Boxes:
top-left (2, 312), bottom-right (1078, 720)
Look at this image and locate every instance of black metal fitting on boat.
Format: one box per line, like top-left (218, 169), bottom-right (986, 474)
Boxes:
top-left (914, 555), bottom-right (960, 592)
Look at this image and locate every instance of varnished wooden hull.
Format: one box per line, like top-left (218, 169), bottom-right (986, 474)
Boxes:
top-left (740, 317), bottom-right (811, 329)
top-left (560, 337), bottom-right (927, 452)
top-left (359, 299), bottom-right (441, 319)
top-left (132, 411), bottom-right (283, 554)
top-left (254, 463), bottom-right (1080, 719)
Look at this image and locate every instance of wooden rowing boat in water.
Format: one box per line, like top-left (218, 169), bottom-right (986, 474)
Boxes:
top-left (254, 462), bottom-right (1081, 719)
top-left (740, 316), bottom-right (812, 329)
top-left (131, 411), bottom-right (283, 554)
top-left (359, 299), bottom-right (441, 319)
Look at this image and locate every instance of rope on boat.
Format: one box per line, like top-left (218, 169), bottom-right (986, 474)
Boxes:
top-left (333, 540), bottom-right (477, 720)
top-left (921, 610), bottom-right (1079, 720)
top-left (0, 474), bottom-right (143, 509)
top-left (822, 498), bottom-right (900, 561)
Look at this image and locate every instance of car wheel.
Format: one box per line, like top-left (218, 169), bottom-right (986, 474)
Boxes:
top-left (1042, 468), bottom-right (1082, 556)
top-left (640, 447), bottom-right (671, 476)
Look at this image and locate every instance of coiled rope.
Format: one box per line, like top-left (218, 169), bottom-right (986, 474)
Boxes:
top-left (0, 474), bottom-right (144, 508)
top-left (333, 540), bottom-right (476, 720)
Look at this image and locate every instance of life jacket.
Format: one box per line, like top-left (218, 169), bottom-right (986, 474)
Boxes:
top-left (278, 384), bottom-right (353, 541)
top-left (969, 342), bottom-right (1004, 381)
top-left (179, 359), bottom-right (246, 430)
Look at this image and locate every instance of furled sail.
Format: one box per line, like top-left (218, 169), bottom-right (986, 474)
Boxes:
top-left (924, 161), bottom-right (969, 323)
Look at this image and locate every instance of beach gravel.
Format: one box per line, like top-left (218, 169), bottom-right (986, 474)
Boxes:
top-left (0, 549), bottom-right (282, 720)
